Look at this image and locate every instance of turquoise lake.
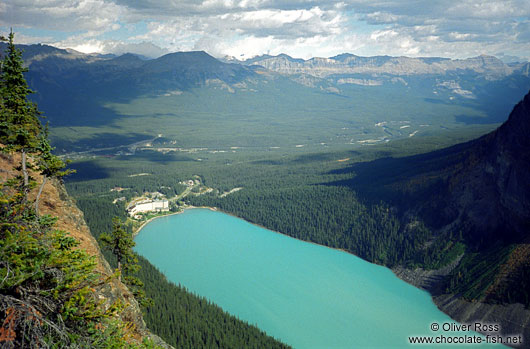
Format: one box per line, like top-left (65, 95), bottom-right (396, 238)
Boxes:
top-left (134, 208), bottom-right (492, 348)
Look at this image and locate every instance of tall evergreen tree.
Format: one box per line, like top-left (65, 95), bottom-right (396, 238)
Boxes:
top-left (0, 32), bottom-right (155, 348)
top-left (100, 218), bottom-right (152, 308)
top-left (0, 30), bottom-right (42, 199)
top-left (100, 218), bottom-right (135, 281)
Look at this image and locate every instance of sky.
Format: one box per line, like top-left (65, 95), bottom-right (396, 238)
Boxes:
top-left (1, 0), bottom-right (529, 61)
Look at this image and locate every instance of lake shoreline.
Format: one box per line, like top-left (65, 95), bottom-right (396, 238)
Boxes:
top-left (134, 205), bottom-right (358, 263)
top-left (136, 206), bottom-right (519, 342)
top-left (132, 205), bottom-right (217, 238)
top-left (133, 207), bottom-right (478, 348)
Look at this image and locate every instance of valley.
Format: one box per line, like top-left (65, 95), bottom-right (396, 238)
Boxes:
top-left (5, 42), bottom-right (530, 347)
top-left (6, 43), bottom-right (526, 154)
top-left (4, 0), bottom-right (530, 345)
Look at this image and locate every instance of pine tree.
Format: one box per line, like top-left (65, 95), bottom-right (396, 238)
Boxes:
top-left (0, 31), bottom-right (158, 348)
top-left (0, 30), bottom-right (42, 199)
top-left (100, 218), bottom-right (153, 308)
top-left (34, 125), bottom-right (74, 215)
top-left (100, 218), bottom-right (135, 281)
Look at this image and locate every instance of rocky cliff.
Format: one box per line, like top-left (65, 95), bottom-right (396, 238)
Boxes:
top-left (411, 89), bottom-right (530, 244)
top-left (0, 153), bottom-right (171, 348)
top-left (394, 92), bottom-right (530, 343)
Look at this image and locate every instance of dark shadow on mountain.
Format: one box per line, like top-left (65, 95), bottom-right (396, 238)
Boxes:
top-left (66, 160), bottom-right (111, 182)
top-left (323, 138), bottom-right (482, 228)
top-left (53, 133), bottom-right (150, 153)
top-left (326, 88), bottom-right (530, 246)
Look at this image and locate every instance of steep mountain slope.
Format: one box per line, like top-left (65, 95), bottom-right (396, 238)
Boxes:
top-left (0, 152), bottom-right (170, 347)
top-left (339, 91), bottom-right (530, 339)
top-left (350, 91), bottom-right (530, 243)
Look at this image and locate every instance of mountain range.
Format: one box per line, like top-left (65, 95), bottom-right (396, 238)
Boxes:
top-left (1, 43), bottom-right (526, 156)
top-left (230, 52), bottom-right (529, 79)
top-left (9, 43), bottom-right (530, 123)
top-left (3, 42), bottom-right (530, 342)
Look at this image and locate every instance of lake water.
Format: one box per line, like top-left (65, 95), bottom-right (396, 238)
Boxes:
top-left (134, 208), bottom-right (492, 348)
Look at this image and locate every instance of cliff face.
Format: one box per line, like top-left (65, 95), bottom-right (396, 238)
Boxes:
top-left (404, 92), bottom-right (530, 341)
top-left (0, 153), bottom-right (170, 348)
top-left (436, 91), bottom-right (530, 243)
top-left (491, 92), bottom-right (530, 239)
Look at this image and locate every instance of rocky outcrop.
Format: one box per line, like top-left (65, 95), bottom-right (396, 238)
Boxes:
top-left (434, 294), bottom-right (530, 344)
top-left (0, 153), bottom-right (171, 348)
top-left (394, 261), bottom-right (530, 345)
top-left (436, 90), bottom-right (530, 243)
top-left (392, 255), bottom-right (463, 293)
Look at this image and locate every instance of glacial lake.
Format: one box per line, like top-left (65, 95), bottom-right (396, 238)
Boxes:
top-left (135, 208), bottom-right (493, 348)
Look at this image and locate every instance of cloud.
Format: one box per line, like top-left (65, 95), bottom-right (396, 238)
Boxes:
top-left (1, 0), bottom-right (124, 31)
top-left (52, 34), bottom-right (169, 58)
top-left (101, 41), bottom-right (169, 57)
top-left (0, 0), bottom-right (529, 60)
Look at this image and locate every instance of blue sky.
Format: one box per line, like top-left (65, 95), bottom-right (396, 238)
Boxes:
top-left (1, 0), bottom-right (529, 61)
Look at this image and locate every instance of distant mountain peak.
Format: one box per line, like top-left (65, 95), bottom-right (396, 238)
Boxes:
top-left (149, 51), bottom-right (224, 70)
top-left (329, 53), bottom-right (358, 61)
top-left (237, 51), bottom-right (525, 79)
top-left (114, 52), bottom-right (143, 60)
top-left (159, 50), bottom-right (216, 60)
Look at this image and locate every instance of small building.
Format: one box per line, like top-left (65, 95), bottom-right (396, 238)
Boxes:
top-left (128, 200), bottom-right (169, 216)
top-left (111, 187), bottom-right (126, 192)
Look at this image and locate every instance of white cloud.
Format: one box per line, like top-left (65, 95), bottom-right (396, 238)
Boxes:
top-left (52, 36), bottom-right (169, 57)
top-left (0, 0), bottom-right (528, 60)
top-left (1, 0), bottom-right (124, 31)
top-left (102, 41), bottom-right (169, 57)
top-left (68, 40), bottom-right (105, 54)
